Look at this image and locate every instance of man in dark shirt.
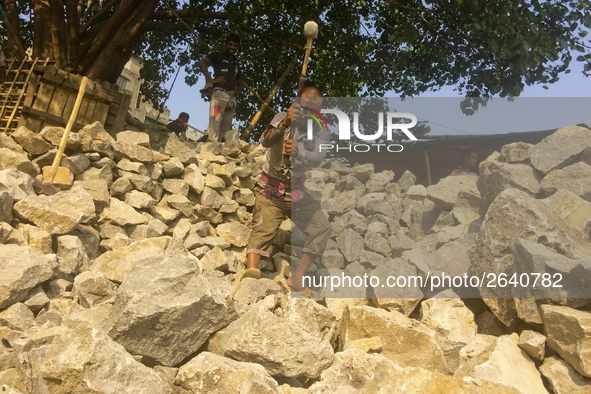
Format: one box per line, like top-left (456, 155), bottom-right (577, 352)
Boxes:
top-left (198, 34), bottom-right (244, 142)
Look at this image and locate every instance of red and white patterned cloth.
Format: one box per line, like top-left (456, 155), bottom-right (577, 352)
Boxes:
top-left (259, 172), bottom-right (306, 202)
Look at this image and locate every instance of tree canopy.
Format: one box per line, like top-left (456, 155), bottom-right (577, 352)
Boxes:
top-left (2, 0), bottom-right (590, 139)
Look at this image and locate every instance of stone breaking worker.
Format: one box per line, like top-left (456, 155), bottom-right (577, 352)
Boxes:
top-left (451, 149), bottom-right (479, 177)
top-left (166, 112), bottom-right (190, 140)
top-left (244, 86), bottom-right (331, 297)
top-left (198, 33), bottom-right (244, 142)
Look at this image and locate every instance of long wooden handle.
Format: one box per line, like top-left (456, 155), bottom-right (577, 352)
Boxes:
top-left (48, 76), bottom-right (88, 182)
top-left (298, 36), bottom-right (315, 95)
top-left (301, 36), bottom-right (315, 77)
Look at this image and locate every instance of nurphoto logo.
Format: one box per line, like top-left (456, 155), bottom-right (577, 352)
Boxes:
top-left (304, 104), bottom-right (419, 153)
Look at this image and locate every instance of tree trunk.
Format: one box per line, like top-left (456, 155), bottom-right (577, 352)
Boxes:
top-left (32, 0), bottom-right (53, 60)
top-left (64, 0), bottom-right (80, 64)
top-left (49, 0), bottom-right (68, 68)
top-left (79, 0), bottom-right (160, 83)
top-left (4, 0), bottom-right (25, 59)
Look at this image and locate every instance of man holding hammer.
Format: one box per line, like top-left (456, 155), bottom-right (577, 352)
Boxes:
top-left (243, 87), bottom-right (331, 296)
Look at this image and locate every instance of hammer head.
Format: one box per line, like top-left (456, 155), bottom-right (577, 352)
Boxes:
top-left (304, 21), bottom-right (318, 38)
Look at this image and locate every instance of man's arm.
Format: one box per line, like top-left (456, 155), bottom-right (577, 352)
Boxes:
top-left (198, 54), bottom-right (225, 85)
top-left (296, 128), bottom-right (331, 167)
top-left (261, 112), bottom-right (288, 147)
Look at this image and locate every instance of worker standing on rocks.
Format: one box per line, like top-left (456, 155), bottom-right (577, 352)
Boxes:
top-left (198, 34), bottom-right (244, 143)
top-left (243, 86), bottom-right (331, 297)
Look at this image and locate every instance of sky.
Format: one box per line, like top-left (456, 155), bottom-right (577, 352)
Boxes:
top-left (165, 50), bottom-right (591, 137)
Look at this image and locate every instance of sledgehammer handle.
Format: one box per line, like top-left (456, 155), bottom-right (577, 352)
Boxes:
top-left (48, 76), bottom-right (88, 182)
top-left (298, 36), bottom-right (315, 95)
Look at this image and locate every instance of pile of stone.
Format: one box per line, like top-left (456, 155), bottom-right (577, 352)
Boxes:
top-left (0, 122), bottom-right (589, 393)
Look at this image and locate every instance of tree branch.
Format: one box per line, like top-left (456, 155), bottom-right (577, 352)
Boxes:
top-left (142, 21), bottom-right (218, 37)
top-left (80, 0), bottom-right (118, 33)
top-left (151, 10), bottom-right (229, 20)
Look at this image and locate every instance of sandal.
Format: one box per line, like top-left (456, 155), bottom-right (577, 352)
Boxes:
top-left (289, 284), bottom-right (316, 299)
top-left (241, 268), bottom-right (261, 280)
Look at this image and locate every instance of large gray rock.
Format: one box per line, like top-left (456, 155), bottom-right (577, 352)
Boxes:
top-left (98, 197), bottom-right (148, 226)
top-left (11, 126), bottom-right (51, 156)
top-left (73, 271), bottom-right (118, 308)
top-left (216, 221), bottom-right (250, 247)
top-left (232, 278), bottom-right (282, 308)
top-left (501, 142), bottom-right (533, 163)
top-left (469, 188), bottom-right (591, 326)
top-left (167, 193), bottom-right (194, 217)
top-left (452, 189), bottom-right (482, 225)
top-left (398, 170), bottom-right (416, 192)
top-left (74, 178), bottom-right (110, 210)
top-left (116, 158), bottom-right (148, 176)
top-left (529, 126), bottom-right (591, 174)
top-left (284, 298), bottom-right (338, 344)
top-left (124, 190), bottom-right (156, 209)
top-left (13, 322), bottom-right (170, 394)
top-left (0, 303), bottom-right (35, 332)
top-left (64, 154), bottom-right (91, 175)
top-left (0, 245), bottom-right (53, 309)
top-left (341, 306), bottom-right (448, 374)
top-left (56, 234), bottom-right (90, 274)
top-left (172, 352), bottom-right (279, 394)
top-left (308, 349), bottom-right (517, 394)
top-left (0, 169), bottom-right (35, 201)
top-left (0, 191), bottom-right (12, 223)
top-left (162, 178), bottom-right (189, 196)
top-left (40, 125), bottom-right (82, 150)
top-left (510, 238), bottom-right (591, 299)
top-left (419, 290), bottom-right (478, 373)
top-left (116, 130), bottom-right (151, 147)
top-left (184, 163), bottom-right (205, 194)
top-left (539, 355), bottom-right (591, 394)
top-left (544, 189), bottom-right (591, 234)
top-left (165, 133), bottom-right (198, 164)
top-left (477, 160), bottom-right (540, 208)
top-left (541, 305), bottom-right (591, 378)
top-left (92, 237), bottom-right (194, 283)
top-left (113, 141), bottom-right (154, 163)
top-left (540, 162), bottom-right (591, 202)
top-left (322, 189), bottom-right (364, 215)
top-left (0, 148), bottom-right (38, 177)
top-left (162, 157), bottom-right (184, 176)
top-left (220, 305), bottom-right (334, 378)
top-left (364, 230), bottom-right (391, 256)
top-left (200, 186), bottom-right (224, 209)
top-left (107, 256), bottom-right (228, 366)
top-left (368, 259), bottom-right (423, 316)
top-left (337, 228), bottom-right (364, 262)
top-left (454, 333), bottom-right (549, 394)
top-left (13, 186), bottom-right (95, 234)
top-left (517, 330), bottom-right (545, 361)
top-left (427, 175), bottom-right (479, 210)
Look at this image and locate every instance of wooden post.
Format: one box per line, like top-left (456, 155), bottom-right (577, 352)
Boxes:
top-left (423, 149), bottom-right (432, 186)
top-left (242, 57), bottom-right (298, 140)
top-left (47, 76), bottom-right (88, 182)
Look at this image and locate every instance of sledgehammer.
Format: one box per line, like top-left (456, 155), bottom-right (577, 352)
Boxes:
top-left (298, 21), bottom-right (318, 95)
